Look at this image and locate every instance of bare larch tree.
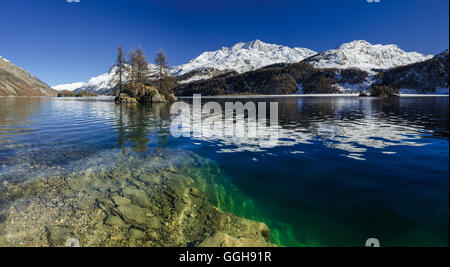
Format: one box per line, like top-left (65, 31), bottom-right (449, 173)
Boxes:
top-left (154, 49), bottom-right (174, 97)
top-left (113, 46), bottom-right (127, 96)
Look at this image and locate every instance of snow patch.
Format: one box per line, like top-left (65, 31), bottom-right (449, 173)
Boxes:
top-left (0, 56), bottom-right (10, 63)
top-left (178, 74), bottom-right (212, 84)
top-left (334, 74), bottom-right (377, 93)
top-left (52, 82), bottom-right (86, 91)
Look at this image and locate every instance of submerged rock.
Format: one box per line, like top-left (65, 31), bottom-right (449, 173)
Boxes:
top-left (111, 195), bottom-right (131, 207)
top-left (167, 93), bottom-right (178, 102)
top-left (115, 93), bottom-right (138, 103)
top-left (116, 203), bottom-right (160, 229)
top-left (0, 150), bottom-right (275, 247)
top-left (198, 231), bottom-right (274, 247)
top-left (130, 228), bottom-right (147, 240)
top-left (105, 215), bottom-right (129, 230)
top-left (46, 225), bottom-right (76, 247)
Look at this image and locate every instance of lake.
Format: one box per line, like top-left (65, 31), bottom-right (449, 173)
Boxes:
top-left (0, 96), bottom-right (448, 247)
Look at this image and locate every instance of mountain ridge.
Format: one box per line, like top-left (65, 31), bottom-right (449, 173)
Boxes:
top-left (0, 56), bottom-right (56, 96)
top-left (171, 39), bottom-right (317, 76)
top-left (174, 48), bottom-right (449, 96)
top-left (55, 40), bottom-right (318, 92)
top-left (304, 40), bottom-right (433, 70)
top-left (53, 40), bottom-right (438, 94)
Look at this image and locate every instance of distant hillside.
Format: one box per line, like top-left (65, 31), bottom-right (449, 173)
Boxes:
top-left (175, 48), bottom-right (448, 96)
top-left (0, 56), bottom-right (56, 96)
top-left (174, 62), bottom-right (369, 96)
top-left (374, 50), bottom-right (449, 93)
top-left (57, 90), bottom-right (99, 97)
top-left (175, 67), bottom-right (238, 84)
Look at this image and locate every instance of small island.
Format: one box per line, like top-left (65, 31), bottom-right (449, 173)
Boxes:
top-left (359, 85), bottom-right (400, 97)
top-left (111, 46), bottom-right (177, 104)
top-left (366, 85), bottom-right (400, 97)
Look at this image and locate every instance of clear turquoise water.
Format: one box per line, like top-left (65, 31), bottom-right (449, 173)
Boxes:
top-left (0, 96), bottom-right (448, 246)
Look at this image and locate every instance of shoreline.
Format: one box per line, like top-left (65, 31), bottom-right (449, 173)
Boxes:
top-left (178, 93), bottom-right (449, 99)
top-left (1, 94), bottom-right (448, 100)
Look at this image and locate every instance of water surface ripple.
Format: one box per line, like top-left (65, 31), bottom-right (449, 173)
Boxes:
top-left (0, 96), bottom-right (448, 246)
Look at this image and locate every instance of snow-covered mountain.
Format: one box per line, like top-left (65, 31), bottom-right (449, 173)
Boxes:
top-left (52, 82), bottom-right (86, 91)
top-left (171, 40), bottom-right (317, 76)
top-left (55, 40), bottom-right (317, 94)
top-left (305, 40), bottom-right (433, 70)
top-left (54, 40), bottom-right (436, 95)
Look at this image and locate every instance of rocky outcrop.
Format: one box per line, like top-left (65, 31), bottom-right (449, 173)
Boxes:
top-left (0, 150), bottom-right (273, 247)
top-left (115, 93), bottom-right (138, 103)
top-left (0, 57), bottom-right (56, 96)
top-left (166, 93), bottom-right (178, 102)
top-left (115, 86), bottom-right (177, 104)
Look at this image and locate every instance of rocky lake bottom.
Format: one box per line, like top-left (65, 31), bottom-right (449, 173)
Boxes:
top-left (0, 149), bottom-right (273, 247)
top-left (0, 96), bottom-right (448, 246)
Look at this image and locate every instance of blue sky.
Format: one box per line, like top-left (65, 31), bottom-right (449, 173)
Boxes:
top-left (0, 0), bottom-right (448, 86)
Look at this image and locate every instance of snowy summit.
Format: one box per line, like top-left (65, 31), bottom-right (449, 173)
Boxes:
top-left (305, 40), bottom-right (433, 70)
top-left (172, 40), bottom-right (317, 76)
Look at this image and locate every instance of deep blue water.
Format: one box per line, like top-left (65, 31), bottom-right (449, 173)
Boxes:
top-left (0, 96), bottom-right (448, 246)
